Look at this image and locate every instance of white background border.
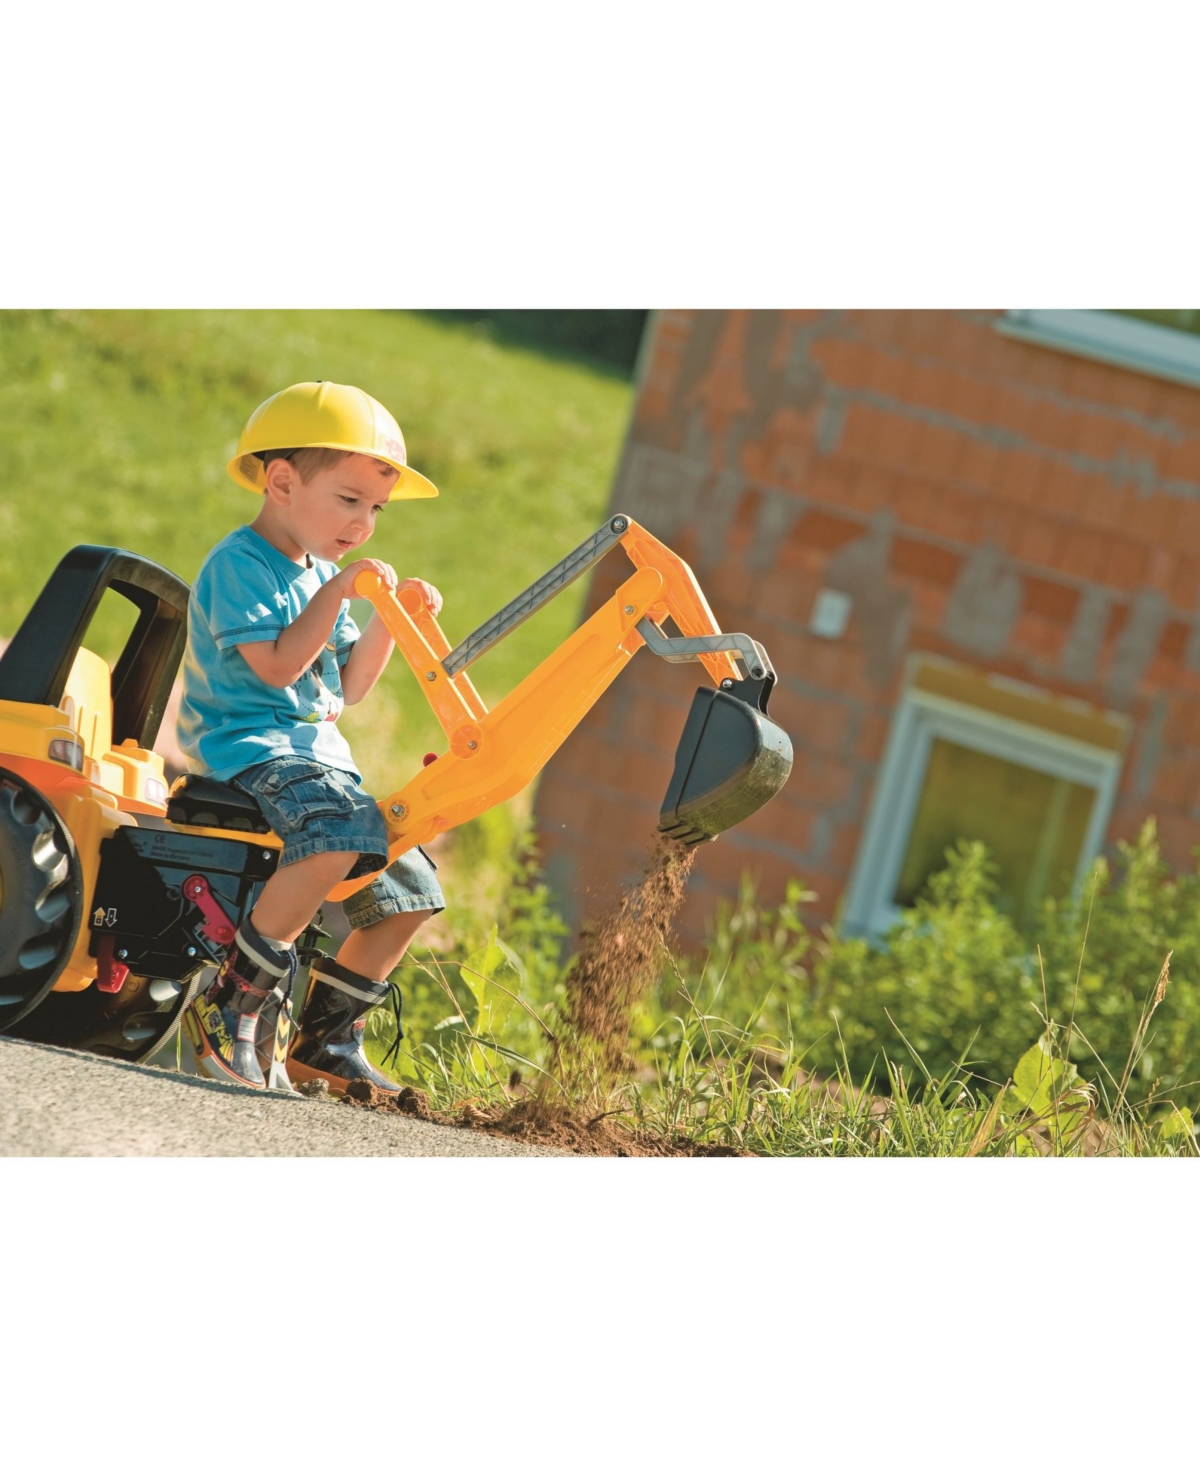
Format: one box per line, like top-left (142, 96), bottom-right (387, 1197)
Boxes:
top-left (3, 1), bottom-right (1198, 1457)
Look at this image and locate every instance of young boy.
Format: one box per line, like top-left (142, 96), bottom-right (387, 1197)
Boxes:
top-left (178, 380), bottom-right (445, 1092)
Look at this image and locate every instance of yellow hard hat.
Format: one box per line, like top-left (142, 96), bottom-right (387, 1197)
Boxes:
top-left (227, 381), bottom-right (439, 501)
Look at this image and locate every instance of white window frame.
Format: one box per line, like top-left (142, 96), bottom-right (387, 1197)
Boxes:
top-left (842, 687), bottom-right (1123, 938)
top-left (998, 310), bottom-right (1200, 390)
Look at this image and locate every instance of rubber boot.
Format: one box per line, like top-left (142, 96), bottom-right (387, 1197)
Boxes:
top-left (287, 955), bottom-right (403, 1095)
top-left (255, 978), bottom-right (298, 1092)
top-left (183, 919), bottom-right (297, 1089)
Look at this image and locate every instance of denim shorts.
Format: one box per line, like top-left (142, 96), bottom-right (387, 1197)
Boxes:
top-left (231, 755), bottom-right (445, 930)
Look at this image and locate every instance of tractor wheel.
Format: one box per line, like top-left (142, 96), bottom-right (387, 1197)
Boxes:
top-left (8, 961), bottom-right (208, 1062)
top-left (0, 767), bottom-right (84, 1033)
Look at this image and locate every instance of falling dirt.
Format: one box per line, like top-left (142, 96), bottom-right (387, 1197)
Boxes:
top-left (562, 832), bottom-right (696, 1063)
top-left (336, 833), bottom-right (747, 1155)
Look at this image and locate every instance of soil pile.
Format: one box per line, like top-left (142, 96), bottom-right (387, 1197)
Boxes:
top-left (477, 1096), bottom-right (743, 1156)
top-left (562, 832), bottom-right (696, 1063)
top-left (341, 1078), bottom-right (435, 1121)
top-left (339, 1084), bottom-right (743, 1156)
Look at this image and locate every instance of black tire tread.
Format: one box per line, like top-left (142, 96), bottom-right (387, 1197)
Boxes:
top-left (0, 768), bottom-right (83, 1031)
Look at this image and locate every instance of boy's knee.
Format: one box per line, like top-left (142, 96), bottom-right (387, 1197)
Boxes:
top-left (354, 909), bottom-right (433, 952)
top-left (378, 907), bottom-right (432, 934)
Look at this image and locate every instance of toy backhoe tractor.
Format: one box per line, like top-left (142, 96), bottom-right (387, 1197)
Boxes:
top-left (0, 514), bottom-right (793, 1068)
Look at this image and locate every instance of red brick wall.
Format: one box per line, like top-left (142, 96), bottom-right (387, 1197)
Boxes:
top-left (534, 310), bottom-right (1200, 942)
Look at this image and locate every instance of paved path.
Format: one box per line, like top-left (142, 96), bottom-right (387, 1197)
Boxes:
top-left (0, 1036), bottom-right (561, 1157)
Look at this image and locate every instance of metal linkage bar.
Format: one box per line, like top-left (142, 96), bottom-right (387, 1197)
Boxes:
top-left (635, 618), bottom-right (775, 681)
top-left (441, 514), bottom-right (631, 678)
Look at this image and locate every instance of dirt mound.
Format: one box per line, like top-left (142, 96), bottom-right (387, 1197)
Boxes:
top-left (338, 1082), bottom-right (745, 1156)
top-left (476, 1097), bottom-right (745, 1156)
top-left (340, 1078), bottom-right (435, 1121)
top-left (296, 1078), bottom-right (333, 1099)
top-left (563, 832), bottom-right (696, 1061)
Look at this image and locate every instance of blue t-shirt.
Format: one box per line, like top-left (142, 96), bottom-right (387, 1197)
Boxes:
top-left (177, 525), bottom-right (362, 782)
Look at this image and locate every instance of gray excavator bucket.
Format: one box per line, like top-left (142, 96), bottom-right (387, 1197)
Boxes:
top-left (658, 679), bottom-right (793, 845)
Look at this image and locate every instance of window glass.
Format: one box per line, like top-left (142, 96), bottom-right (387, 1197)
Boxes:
top-left (894, 737), bottom-right (1096, 925)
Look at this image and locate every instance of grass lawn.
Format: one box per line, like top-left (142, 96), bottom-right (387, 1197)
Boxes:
top-left (0, 309), bottom-right (634, 790)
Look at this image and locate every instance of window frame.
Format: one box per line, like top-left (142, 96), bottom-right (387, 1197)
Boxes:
top-left (998, 309), bottom-right (1200, 389)
top-left (842, 685), bottom-right (1124, 938)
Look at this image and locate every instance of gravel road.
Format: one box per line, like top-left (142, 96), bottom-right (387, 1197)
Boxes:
top-left (0, 1036), bottom-right (562, 1157)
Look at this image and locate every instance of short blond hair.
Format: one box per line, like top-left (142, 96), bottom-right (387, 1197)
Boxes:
top-left (259, 447), bottom-right (398, 483)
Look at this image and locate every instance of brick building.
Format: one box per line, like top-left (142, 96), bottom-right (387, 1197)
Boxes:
top-left (533, 310), bottom-right (1200, 945)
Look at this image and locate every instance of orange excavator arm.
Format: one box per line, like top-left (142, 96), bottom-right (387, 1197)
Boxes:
top-left (328, 514), bottom-right (790, 902)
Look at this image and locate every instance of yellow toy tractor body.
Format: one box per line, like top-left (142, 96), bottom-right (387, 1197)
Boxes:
top-left (0, 516), bottom-right (792, 1062)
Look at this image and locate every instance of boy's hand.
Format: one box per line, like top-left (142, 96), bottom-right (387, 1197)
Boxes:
top-left (399, 578), bottom-right (444, 618)
top-left (335, 558), bottom-right (397, 598)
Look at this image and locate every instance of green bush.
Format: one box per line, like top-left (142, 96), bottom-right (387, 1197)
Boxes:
top-left (673, 819), bottom-right (1195, 1109)
top-left (795, 841), bottom-right (1042, 1088)
top-left (1032, 819), bottom-right (1200, 1106)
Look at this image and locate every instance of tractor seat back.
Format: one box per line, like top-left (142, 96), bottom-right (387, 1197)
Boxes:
top-left (61, 646), bottom-right (113, 762)
top-left (167, 774), bottom-right (273, 834)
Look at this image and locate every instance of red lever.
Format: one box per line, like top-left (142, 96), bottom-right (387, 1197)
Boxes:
top-left (95, 934), bottom-right (130, 994)
top-left (182, 873), bottom-right (236, 946)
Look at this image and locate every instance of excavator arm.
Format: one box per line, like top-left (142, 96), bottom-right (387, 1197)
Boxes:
top-left (328, 514), bottom-right (792, 902)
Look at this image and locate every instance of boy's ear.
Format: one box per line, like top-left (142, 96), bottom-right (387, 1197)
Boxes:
top-left (263, 456), bottom-right (299, 504)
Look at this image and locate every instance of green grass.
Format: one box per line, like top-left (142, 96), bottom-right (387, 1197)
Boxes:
top-left (365, 944), bottom-right (1199, 1157)
top-left (0, 309), bottom-right (633, 788)
top-left (355, 839), bottom-right (1200, 1157)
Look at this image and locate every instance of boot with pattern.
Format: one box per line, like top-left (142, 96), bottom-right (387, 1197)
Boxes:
top-left (287, 955), bottom-right (403, 1094)
top-left (183, 918), bottom-right (298, 1089)
top-left (254, 976), bottom-right (298, 1092)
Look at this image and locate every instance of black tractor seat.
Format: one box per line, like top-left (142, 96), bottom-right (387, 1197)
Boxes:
top-left (167, 775), bottom-right (273, 835)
